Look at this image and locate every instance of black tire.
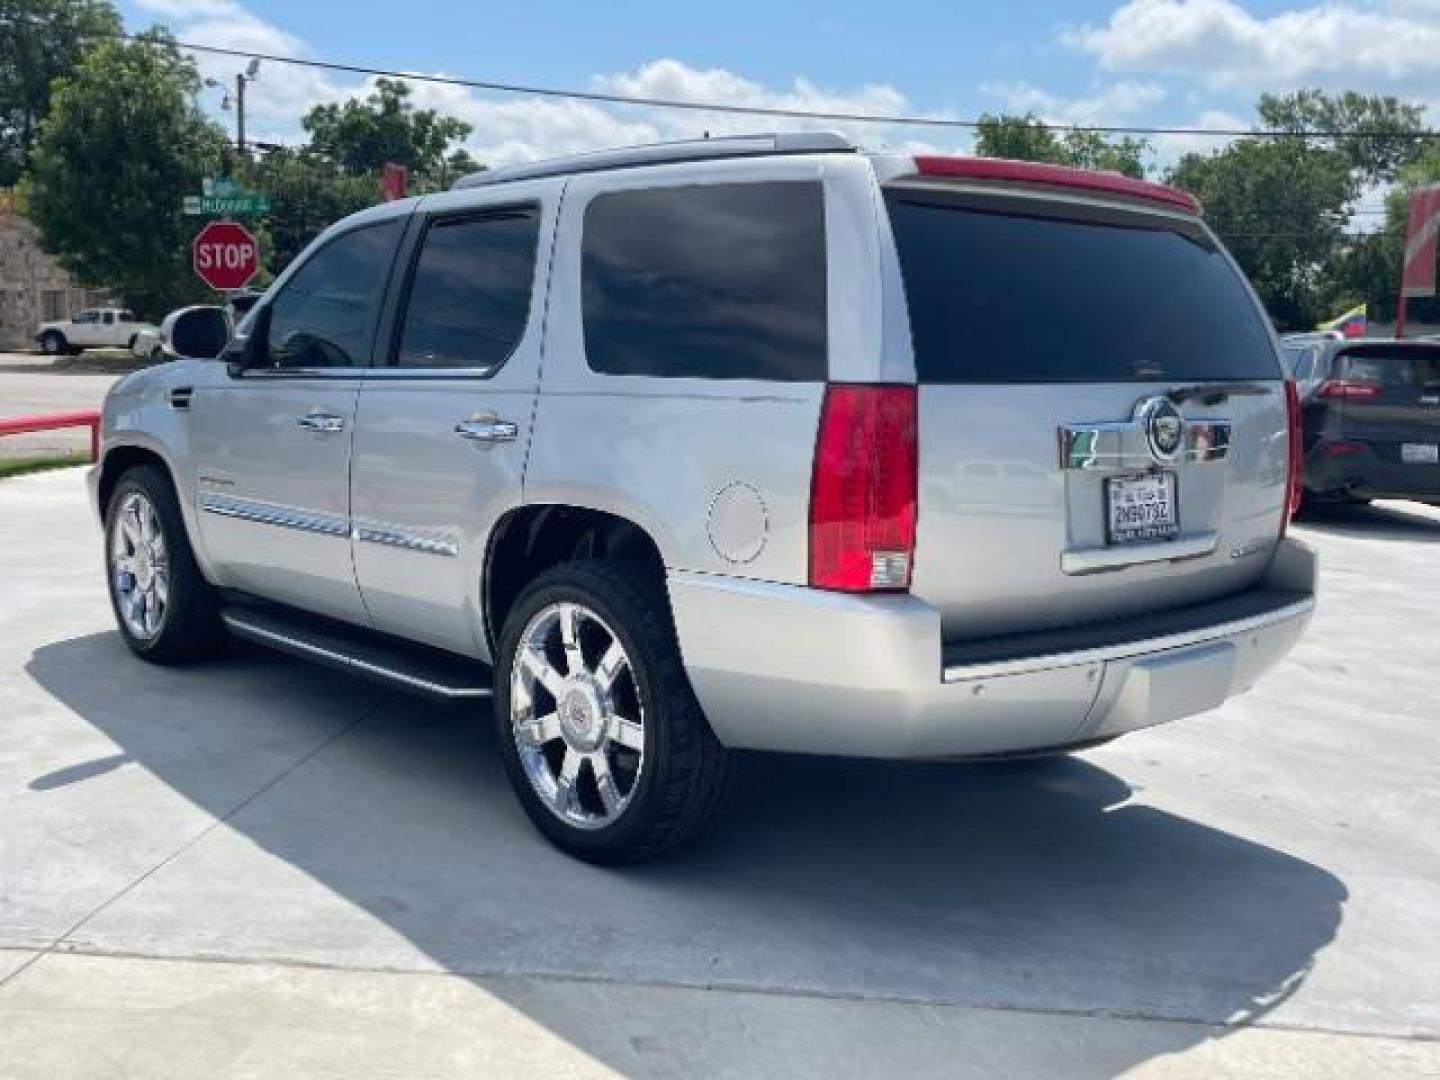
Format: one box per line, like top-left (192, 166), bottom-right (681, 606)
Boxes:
top-left (104, 464), bottom-right (227, 663)
top-left (39, 331), bottom-right (65, 355)
top-left (494, 560), bottom-right (732, 864)
top-left (126, 333), bottom-right (138, 351)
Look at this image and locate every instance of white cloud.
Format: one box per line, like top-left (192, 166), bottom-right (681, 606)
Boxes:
top-left (596, 59), bottom-right (913, 123)
top-left (1149, 107), bottom-right (1251, 168)
top-left (979, 81), bottom-right (1239, 173)
top-left (138, 1), bottom-right (960, 165)
top-left (980, 79), bottom-right (1167, 125)
top-left (1066, 0), bottom-right (1440, 91)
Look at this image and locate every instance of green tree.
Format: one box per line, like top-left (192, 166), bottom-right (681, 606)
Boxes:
top-left (1254, 90), bottom-right (1430, 323)
top-left (24, 30), bottom-right (227, 315)
top-left (1168, 138), bottom-right (1353, 330)
top-left (1257, 89), bottom-right (1428, 185)
top-left (0, 0), bottom-right (121, 185)
top-left (301, 77), bottom-right (475, 189)
top-left (974, 113), bottom-right (1149, 179)
top-left (246, 78), bottom-right (483, 276)
top-left (1325, 142), bottom-right (1440, 324)
top-left (250, 147), bottom-right (379, 276)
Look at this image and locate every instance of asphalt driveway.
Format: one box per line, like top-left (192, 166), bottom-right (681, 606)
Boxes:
top-left (0, 353), bottom-right (126, 459)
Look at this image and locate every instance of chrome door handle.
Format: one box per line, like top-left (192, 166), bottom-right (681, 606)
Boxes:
top-left (454, 418), bottom-right (519, 443)
top-left (296, 411), bottom-right (346, 433)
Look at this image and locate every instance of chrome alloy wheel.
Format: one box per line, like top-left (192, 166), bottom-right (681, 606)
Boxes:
top-left (110, 490), bottom-right (169, 641)
top-left (510, 601), bottom-right (645, 830)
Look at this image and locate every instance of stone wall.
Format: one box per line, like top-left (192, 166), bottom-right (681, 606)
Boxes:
top-left (0, 193), bottom-right (111, 351)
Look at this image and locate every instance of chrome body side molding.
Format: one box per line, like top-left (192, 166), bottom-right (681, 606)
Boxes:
top-left (353, 522), bottom-right (460, 558)
top-left (199, 494), bottom-right (462, 558)
top-left (198, 492), bottom-right (350, 538)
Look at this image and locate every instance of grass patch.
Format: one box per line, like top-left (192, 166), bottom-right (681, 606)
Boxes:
top-left (0, 453), bottom-right (90, 480)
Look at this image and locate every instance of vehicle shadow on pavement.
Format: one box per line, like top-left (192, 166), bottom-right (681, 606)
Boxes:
top-left (1297, 499), bottom-right (1440, 543)
top-left (26, 633), bottom-right (1347, 1078)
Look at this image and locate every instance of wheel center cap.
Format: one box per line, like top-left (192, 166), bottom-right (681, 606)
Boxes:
top-left (560, 686), bottom-right (603, 750)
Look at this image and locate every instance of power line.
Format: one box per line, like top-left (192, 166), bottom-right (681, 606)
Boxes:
top-left (5, 15), bottom-right (1438, 143)
top-left (154, 36), bottom-right (1440, 141)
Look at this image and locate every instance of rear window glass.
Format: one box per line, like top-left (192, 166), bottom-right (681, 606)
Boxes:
top-left (886, 195), bottom-right (1281, 384)
top-left (581, 181), bottom-right (826, 381)
top-left (1340, 348), bottom-right (1440, 391)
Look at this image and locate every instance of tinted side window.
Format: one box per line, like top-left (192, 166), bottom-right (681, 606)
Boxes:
top-left (396, 209), bottom-right (539, 371)
top-left (887, 195), bottom-right (1281, 383)
top-left (582, 182), bottom-right (826, 380)
top-left (267, 218), bottom-right (403, 369)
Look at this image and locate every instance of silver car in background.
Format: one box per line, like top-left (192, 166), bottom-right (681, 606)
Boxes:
top-left (89, 134), bottom-right (1316, 862)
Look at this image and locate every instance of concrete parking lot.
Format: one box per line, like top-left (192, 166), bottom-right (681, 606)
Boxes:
top-left (2, 467), bottom-right (1438, 1077)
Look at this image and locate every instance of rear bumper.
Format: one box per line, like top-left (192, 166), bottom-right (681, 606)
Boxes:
top-left (1306, 443), bottom-right (1440, 500)
top-left (669, 539), bottom-right (1316, 759)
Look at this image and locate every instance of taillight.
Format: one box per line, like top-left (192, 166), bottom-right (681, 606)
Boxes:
top-left (809, 384), bottom-right (917, 591)
top-left (1283, 379), bottom-right (1304, 534)
top-left (1316, 378), bottom-right (1380, 399)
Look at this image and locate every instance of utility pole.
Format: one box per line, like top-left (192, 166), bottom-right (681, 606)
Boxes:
top-left (220, 59), bottom-right (261, 165)
top-left (235, 71), bottom-right (247, 158)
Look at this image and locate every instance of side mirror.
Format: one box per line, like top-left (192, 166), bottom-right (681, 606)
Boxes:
top-left (166, 305), bottom-right (232, 360)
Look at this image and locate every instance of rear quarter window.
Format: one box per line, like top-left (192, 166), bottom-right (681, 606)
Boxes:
top-left (886, 194), bottom-right (1281, 384)
top-left (581, 181), bottom-right (826, 381)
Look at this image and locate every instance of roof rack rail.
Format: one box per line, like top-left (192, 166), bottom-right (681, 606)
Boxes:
top-left (452, 132), bottom-right (856, 190)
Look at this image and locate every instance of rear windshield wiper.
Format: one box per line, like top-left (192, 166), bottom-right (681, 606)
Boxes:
top-left (1167, 382), bottom-right (1273, 406)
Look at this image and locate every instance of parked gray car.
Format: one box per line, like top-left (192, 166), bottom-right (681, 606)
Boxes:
top-left (89, 134), bottom-right (1317, 862)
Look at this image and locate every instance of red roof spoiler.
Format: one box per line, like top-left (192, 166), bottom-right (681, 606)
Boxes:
top-left (910, 155), bottom-right (1201, 215)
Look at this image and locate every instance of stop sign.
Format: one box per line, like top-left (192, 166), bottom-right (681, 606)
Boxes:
top-left (192, 221), bottom-right (259, 290)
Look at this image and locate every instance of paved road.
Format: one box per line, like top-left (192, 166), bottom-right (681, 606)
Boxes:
top-left (0, 353), bottom-right (124, 458)
top-left (2, 468), bottom-right (1438, 1077)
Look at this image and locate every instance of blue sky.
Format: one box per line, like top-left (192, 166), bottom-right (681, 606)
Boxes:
top-left (116, 0), bottom-right (1440, 170)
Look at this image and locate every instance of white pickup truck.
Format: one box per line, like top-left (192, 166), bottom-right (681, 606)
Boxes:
top-left (35, 307), bottom-right (156, 355)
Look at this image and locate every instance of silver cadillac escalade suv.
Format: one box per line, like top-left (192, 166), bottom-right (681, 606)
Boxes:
top-left (90, 133), bottom-right (1316, 862)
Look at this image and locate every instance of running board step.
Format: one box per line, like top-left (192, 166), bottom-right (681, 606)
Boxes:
top-left (221, 607), bottom-right (493, 702)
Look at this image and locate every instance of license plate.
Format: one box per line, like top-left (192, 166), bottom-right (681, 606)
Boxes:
top-left (1401, 442), bottom-right (1439, 465)
top-left (1106, 472), bottom-right (1179, 545)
